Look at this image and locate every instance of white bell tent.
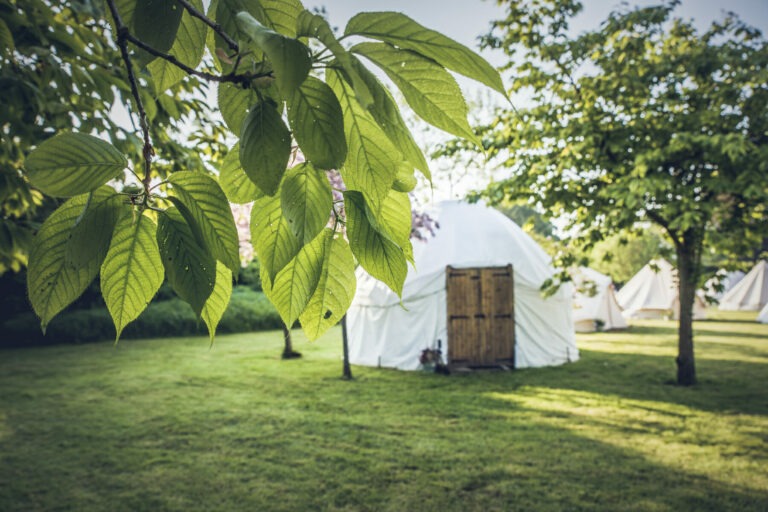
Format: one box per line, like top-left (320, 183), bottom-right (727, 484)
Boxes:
top-left (616, 258), bottom-right (707, 320)
top-left (757, 302), bottom-right (768, 324)
top-left (346, 201), bottom-right (578, 371)
top-left (718, 260), bottom-right (768, 311)
top-left (571, 267), bottom-right (628, 332)
top-left (702, 270), bottom-right (746, 300)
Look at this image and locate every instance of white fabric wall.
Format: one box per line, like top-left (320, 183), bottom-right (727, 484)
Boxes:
top-left (718, 261), bottom-right (768, 311)
top-left (347, 201), bottom-right (578, 371)
top-left (617, 259), bottom-right (706, 320)
top-left (702, 270), bottom-right (746, 300)
top-left (572, 267), bottom-right (628, 332)
top-left (757, 302), bottom-right (768, 324)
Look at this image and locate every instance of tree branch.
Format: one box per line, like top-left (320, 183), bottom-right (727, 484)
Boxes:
top-left (174, 0), bottom-right (239, 53)
top-left (121, 31), bottom-right (268, 87)
top-left (105, 0), bottom-right (153, 188)
top-left (645, 209), bottom-right (681, 251)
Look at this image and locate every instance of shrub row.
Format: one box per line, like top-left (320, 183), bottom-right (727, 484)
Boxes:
top-left (1, 287), bottom-right (283, 348)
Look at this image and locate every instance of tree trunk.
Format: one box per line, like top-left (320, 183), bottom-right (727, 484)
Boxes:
top-left (281, 324), bottom-right (301, 359)
top-left (341, 314), bottom-right (353, 380)
top-left (675, 241), bottom-right (698, 386)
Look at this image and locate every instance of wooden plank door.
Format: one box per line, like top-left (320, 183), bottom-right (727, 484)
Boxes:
top-left (446, 265), bottom-right (515, 367)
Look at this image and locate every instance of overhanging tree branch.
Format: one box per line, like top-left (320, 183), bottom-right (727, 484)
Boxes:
top-left (121, 31), bottom-right (268, 87)
top-left (105, 0), bottom-right (153, 188)
top-left (174, 0), bottom-right (239, 53)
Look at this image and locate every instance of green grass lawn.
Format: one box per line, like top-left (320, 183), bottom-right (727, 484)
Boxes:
top-left (1, 313), bottom-right (767, 511)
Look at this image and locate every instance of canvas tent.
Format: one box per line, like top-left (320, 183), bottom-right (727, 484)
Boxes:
top-left (718, 260), bottom-right (768, 311)
top-left (757, 302), bottom-right (768, 324)
top-left (616, 258), bottom-right (707, 320)
top-left (571, 267), bottom-right (628, 332)
top-left (347, 200), bottom-right (578, 371)
top-left (702, 270), bottom-right (746, 300)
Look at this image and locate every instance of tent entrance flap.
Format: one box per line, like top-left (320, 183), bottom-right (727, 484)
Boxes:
top-left (446, 265), bottom-right (516, 368)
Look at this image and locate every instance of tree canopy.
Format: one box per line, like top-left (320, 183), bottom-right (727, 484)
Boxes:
top-left (445, 0), bottom-right (768, 385)
top-left (4, 0), bottom-right (502, 343)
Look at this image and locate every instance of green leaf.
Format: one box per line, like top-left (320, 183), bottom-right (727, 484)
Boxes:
top-left (299, 232), bottom-right (356, 340)
top-left (148, 0), bottom-right (207, 94)
top-left (327, 68), bottom-right (400, 211)
top-left (356, 187), bottom-right (414, 263)
top-left (392, 162), bottom-right (418, 192)
top-left (263, 228), bottom-right (327, 326)
top-left (100, 211), bottom-right (164, 341)
top-left (27, 189), bottom-right (115, 331)
top-left (280, 162), bottom-right (333, 244)
top-left (167, 171), bottom-right (241, 273)
top-left (257, 0), bottom-right (304, 37)
top-left (250, 193), bottom-right (300, 281)
top-left (133, 0), bottom-right (184, 63)
top-left (25, 133), bottom-right (127, 197)
top-left (296, 10), bottom-right (373, 108)
top-left (219, 143), bottom-right (263, 203)
top-left (64, 190), bottom-right (124, 269)
top-left (348, 55), bottom-right (430, 179)
top-left (371, 190), bottom-right (413, 251)
top-left (239, 101), bottom-right (291, 196)
top-left (236, 12), bottom-right (311, 95)
top-left (0, 18), bottom-right (14, 55)
top-left (286, 76), bottom-right (346, 170)
top-left (345, 11), bottom-right (506, 96)
top-left (156, 207), bottom-right (216, 316)
top-left (344, 191), bottom-right (407, 296)
top-left (214, 0), bottom-right (261, 70)
top-left (352, 42), bottom-right (480, 145)
top-left (201, 261), bottom-right (233, 343)
top-left (218, 82), bottom-right (261, 137)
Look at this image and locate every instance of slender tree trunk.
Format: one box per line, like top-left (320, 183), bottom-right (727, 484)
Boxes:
top-left (281, 323), bottom-right (301, 359)
top-left (675, 239), bottom-right (698, 386)
top-left (341, 314), bottom-right (353, 380)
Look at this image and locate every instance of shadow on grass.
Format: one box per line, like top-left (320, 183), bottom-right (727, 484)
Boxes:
top-left (4, 361), bottom-right (766, 512)
top-left (502, 349), bottom-right (768, 416)
top-left (1, 327), bottom-right (767, 511)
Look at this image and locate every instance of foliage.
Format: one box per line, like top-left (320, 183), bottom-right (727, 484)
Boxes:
top-left (0, 0), bottom-right (227, 274)
top-left (590, 227), bottom-right (673, 286)
top-left (446, 0), bottom-right (768, 385)
top-left (0, 286), bottom-right (282, 347)
top-left (12, 0), bottom-right (502, 343)
top-left (1, 317), bottom-right (767, 510)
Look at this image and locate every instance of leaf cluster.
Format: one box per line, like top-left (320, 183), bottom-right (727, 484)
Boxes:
top-left (0, 0), bottom-right (227, 273)
top-left (20, 0), bottom-right (504, 342)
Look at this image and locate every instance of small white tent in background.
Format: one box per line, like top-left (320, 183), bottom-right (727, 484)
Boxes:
top-left (757, 302), bottom-right (768, 324)
top-left (718, 260), bottom-right (768, 311)
top-left (616, 258), bottom-right (707, 320)
top-left (571, 267), bottom-right (628, 332)
top-left (703, 270), bottom-right (746, 300)
top-left (347, 201), bottom-right (578, 371)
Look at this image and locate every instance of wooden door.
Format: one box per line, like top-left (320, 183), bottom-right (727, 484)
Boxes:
top-left (446, 265), bottom-right (515, 368)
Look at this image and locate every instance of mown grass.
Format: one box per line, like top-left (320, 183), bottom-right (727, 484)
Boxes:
top-left (1, 312), bottom-right (766, 511)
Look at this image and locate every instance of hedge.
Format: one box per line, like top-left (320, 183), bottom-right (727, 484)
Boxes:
top-left (1, 287), bottom-right (283, 348)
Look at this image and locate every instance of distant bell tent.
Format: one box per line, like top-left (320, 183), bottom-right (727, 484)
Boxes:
top-left (702, 270), bottom-right (746, 301)
top-left (617, 259), bottom-right (707, 320)
top-left (346, 201), bottom-right (578, 371)
top-left (718, 260), bottom-right (768, 312)
top-left (571, 267), bottom-right (628, 333)
top-left (757, 302), bottom-right (768, 324)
